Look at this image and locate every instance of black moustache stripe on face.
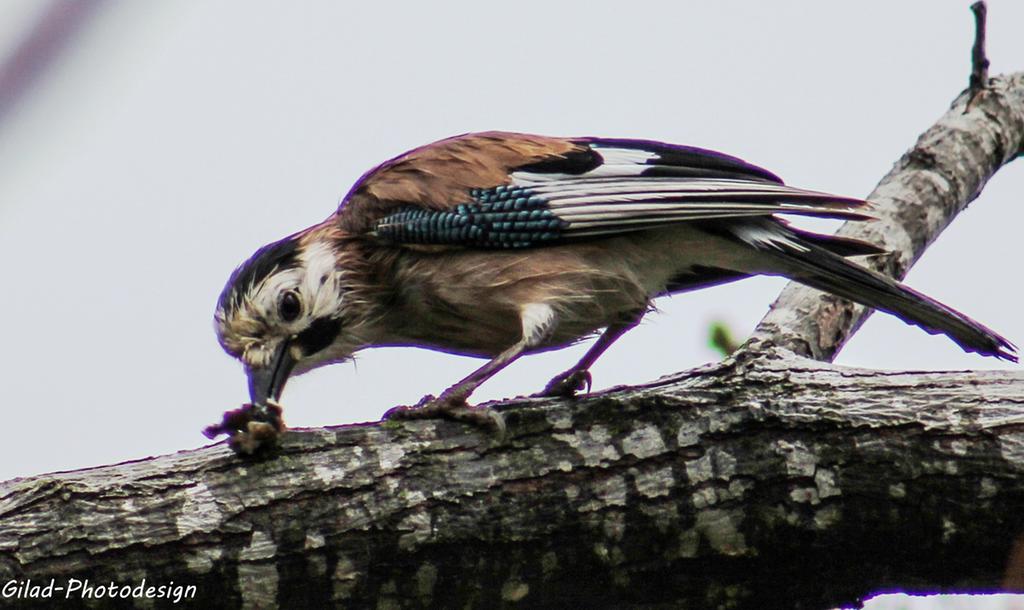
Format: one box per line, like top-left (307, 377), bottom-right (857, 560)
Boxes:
top-left (295, 316), bottom-right (343, 356)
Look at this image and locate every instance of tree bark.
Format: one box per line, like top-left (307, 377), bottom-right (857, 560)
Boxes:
top-left (2, 60), bottom-right (1023, 610)
top-left (0, 354), bottom-right (1019, 605)
top-left (1, 357), bottom-right (1023, 610)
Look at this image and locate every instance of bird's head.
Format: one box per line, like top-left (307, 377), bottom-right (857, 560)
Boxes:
top-left (215, 231), bottom-right (361, 405)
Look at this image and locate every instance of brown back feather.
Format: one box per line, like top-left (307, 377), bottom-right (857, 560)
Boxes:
top-left (336, 132), bottom-right (581, 233)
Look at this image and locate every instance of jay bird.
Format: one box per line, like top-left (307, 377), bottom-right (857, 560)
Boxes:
top-left (211, 131), bottom-right (1016, 448)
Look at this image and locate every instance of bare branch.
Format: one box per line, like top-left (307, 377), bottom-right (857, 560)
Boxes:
top-left (747, 71), bottom-right (1024, 362)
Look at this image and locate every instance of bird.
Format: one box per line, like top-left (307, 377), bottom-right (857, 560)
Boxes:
top-left (211, 131), bottom-right (1016, 448)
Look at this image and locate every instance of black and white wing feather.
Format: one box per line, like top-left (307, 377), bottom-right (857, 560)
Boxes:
top-left (363, 135), bottom-right (871, 248)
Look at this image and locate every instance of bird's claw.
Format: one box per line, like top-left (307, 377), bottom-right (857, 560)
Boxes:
top-left (383, 394), bottom-right (458, 419)
top-left (535, 370), bottom-right (592, 398)
top-left (204, 400), bottom-right (285, 455)
top-left (415, 393), bottom-right (439, 408)
top-left (383, 394), bottom-right (506, 439)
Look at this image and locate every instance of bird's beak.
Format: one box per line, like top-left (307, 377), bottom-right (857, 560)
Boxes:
top-left (247, 340), bottom-right (296, 405)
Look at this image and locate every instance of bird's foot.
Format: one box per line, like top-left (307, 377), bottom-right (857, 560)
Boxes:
top-left (383, 393), bottom-right (456, 419)
top-left (534, 369), bottom-right (592, 398)
top-left (203, 400), bottom-right (285, 455)
top-left (384, 393), bottom-right (506, 438)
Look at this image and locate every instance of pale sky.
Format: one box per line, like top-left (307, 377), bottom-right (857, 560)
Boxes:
top-left (1, 1), bottom-right (1021, 489)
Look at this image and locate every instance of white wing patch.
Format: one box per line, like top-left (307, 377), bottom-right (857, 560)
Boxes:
top-left (584, 146), bottom-right (657, 177)
top-left (511, 146), bottom-right (656, 184)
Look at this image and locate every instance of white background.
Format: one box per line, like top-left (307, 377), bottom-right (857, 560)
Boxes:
top-left (1, 3), bottom-right (1022, 608)
top-left (0, 2), bottom-right (1021, 488)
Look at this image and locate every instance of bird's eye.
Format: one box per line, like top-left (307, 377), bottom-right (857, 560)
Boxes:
top-left (279, 291), bottom-right (301, 322)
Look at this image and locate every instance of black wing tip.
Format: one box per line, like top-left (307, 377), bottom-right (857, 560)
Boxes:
top-left (986, 339), bottom-right (1018, 363)
top-left (951, 316), bottom-right (1017, 362)
top-left (925, 326), bottom-right (1016, 362)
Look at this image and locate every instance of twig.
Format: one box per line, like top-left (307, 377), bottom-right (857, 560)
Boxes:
top-left (969, 1), bottom-right (990, 92)
top-left (966, 1), bottom-right (991, 113)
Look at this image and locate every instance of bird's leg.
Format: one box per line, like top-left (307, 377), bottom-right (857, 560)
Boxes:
top-left (385, 303), bottom-right (559, 434)
top-left (536, 308), bottom-right (645, 398)
top-left (384, 341), bottom-right (526, 433)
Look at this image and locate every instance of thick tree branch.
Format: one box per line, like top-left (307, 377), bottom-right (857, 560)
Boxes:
top-left (2, 359), bottom-right (1023, 609)
top-left (749, 70), bottom-right (1024, 362)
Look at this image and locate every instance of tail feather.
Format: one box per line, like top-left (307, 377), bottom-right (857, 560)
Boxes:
top-left (784, 224), bottom-right (887, 258)
top-left (743, 224), bottom-right (1017, 361)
